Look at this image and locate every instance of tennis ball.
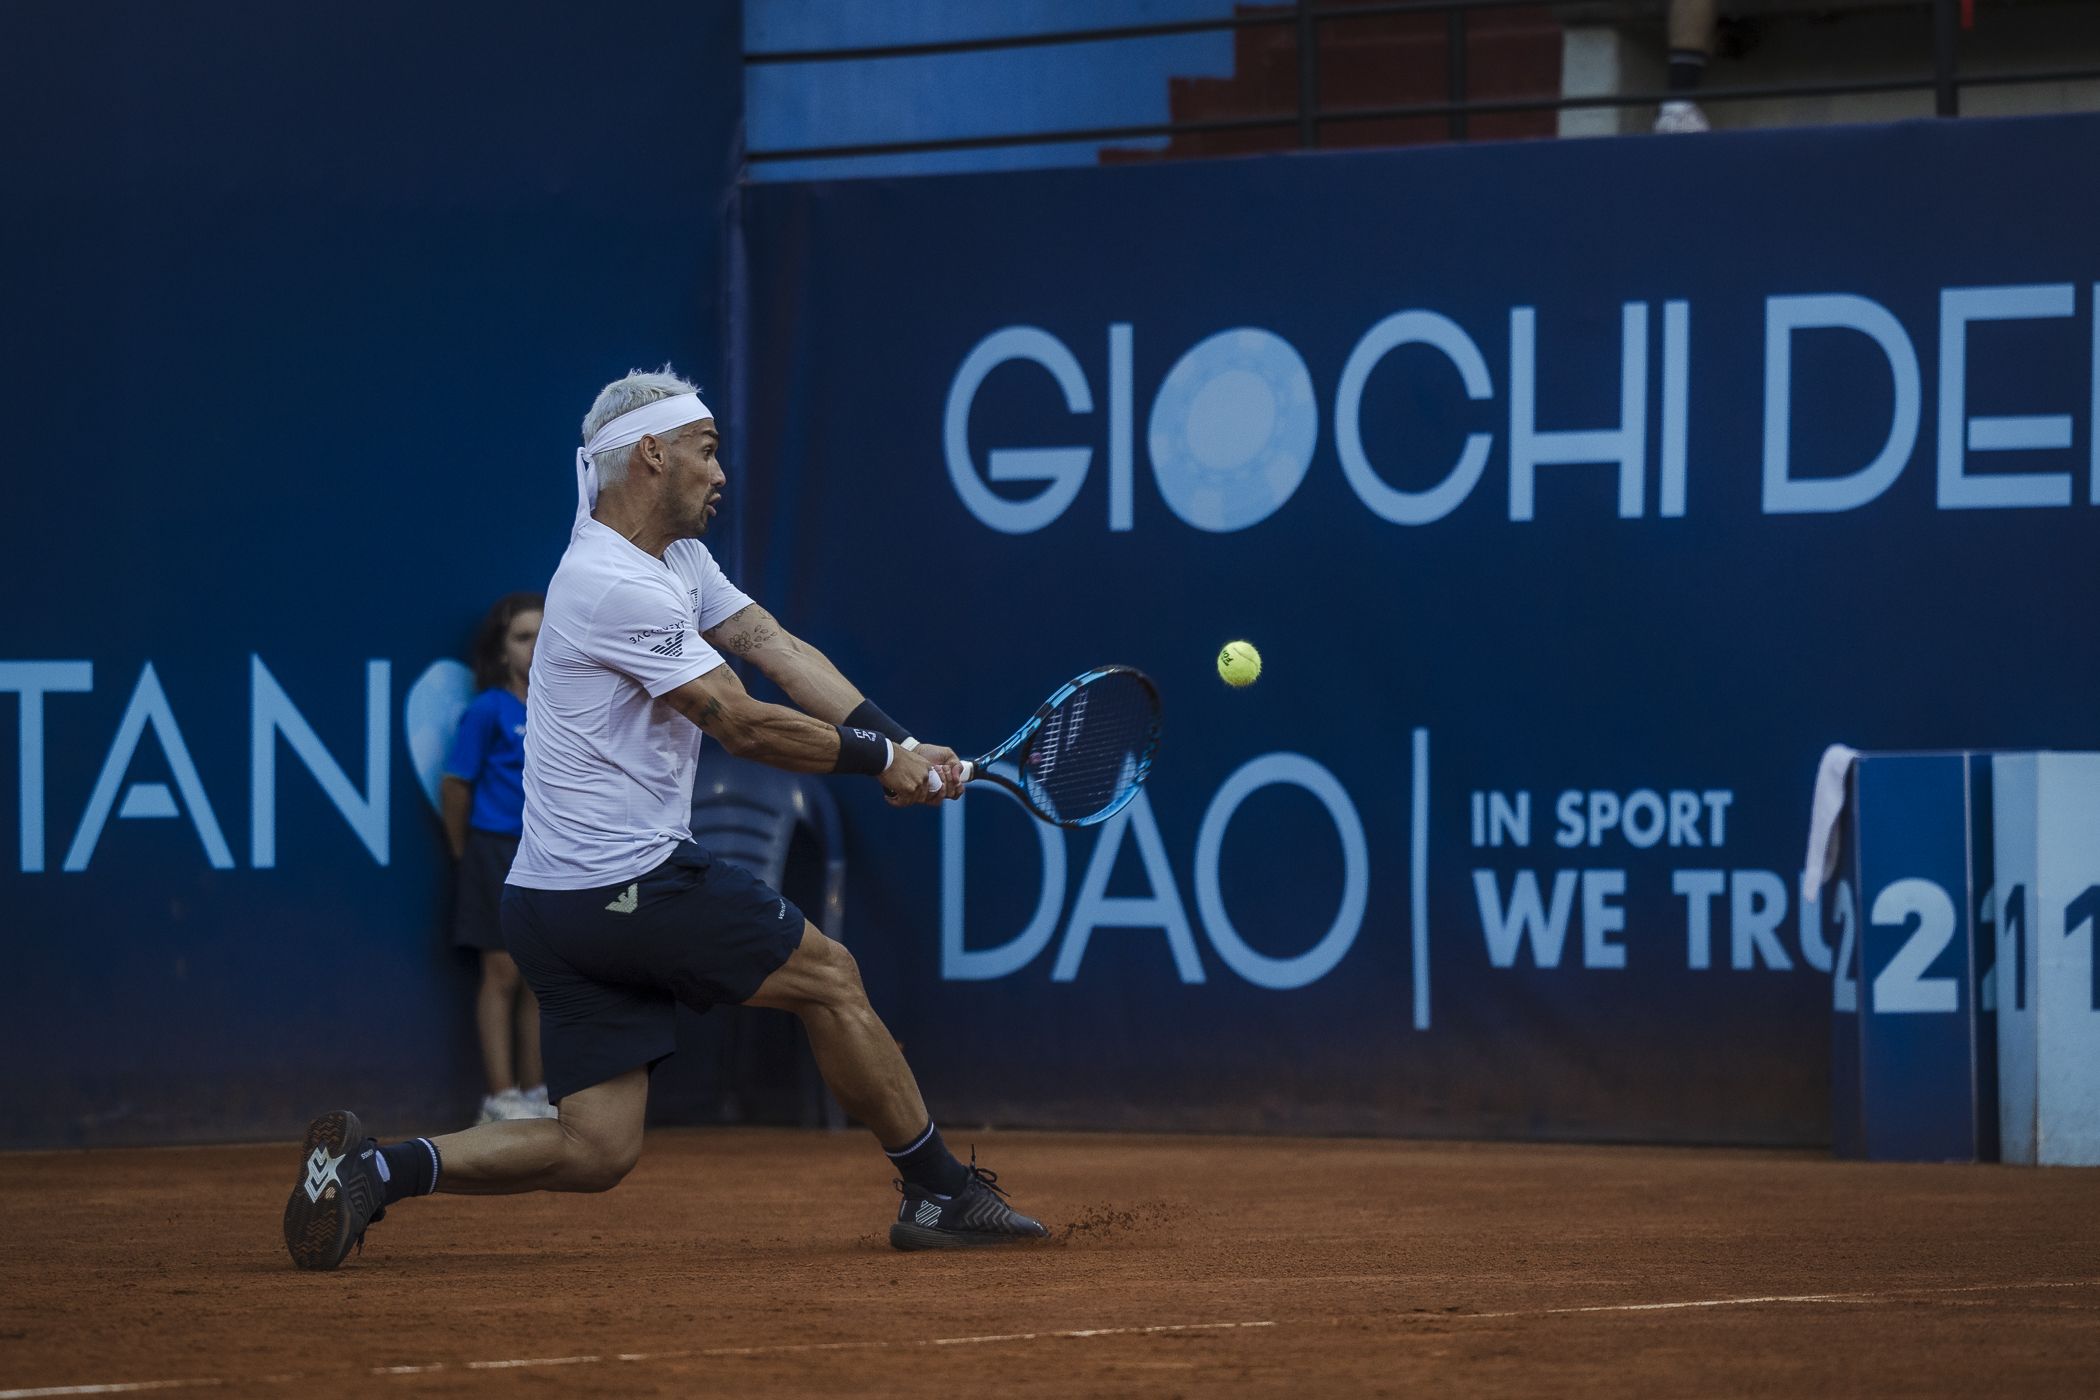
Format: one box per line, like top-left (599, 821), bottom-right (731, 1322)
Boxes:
top-left (1217, 640), bottom-right (1261, 688)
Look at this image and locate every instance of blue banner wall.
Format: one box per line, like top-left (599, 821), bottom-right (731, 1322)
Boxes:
top-left (0, 3), bottom-right (743, 1146)
top-left (737, 114), bottom-right (2100, 1145)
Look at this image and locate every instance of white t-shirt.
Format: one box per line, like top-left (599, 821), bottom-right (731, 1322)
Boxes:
top-left (507, 520), bottom-right (754, 890)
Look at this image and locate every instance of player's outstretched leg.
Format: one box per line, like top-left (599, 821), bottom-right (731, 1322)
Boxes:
top-left (282, 1070), bottom-right (648, 1269)
top-left (744, 924), bottom-right (1048, 1250)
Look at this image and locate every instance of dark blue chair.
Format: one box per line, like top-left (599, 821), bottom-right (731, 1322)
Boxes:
top-left (688, 751), bottom-right (847, 939)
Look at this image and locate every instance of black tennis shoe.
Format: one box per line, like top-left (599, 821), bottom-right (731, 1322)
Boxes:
top-left (889, 1153), bottom-right (1049, 1251)
top-left (282, 1110), bottom-right (388, 1270)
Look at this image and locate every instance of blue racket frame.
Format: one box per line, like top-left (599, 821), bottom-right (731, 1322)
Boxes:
top-left (962, 665), bottom-right (1162, 828)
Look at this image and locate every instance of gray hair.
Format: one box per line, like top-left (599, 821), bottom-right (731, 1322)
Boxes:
top-left (581, 366), bottom-right (701, 486)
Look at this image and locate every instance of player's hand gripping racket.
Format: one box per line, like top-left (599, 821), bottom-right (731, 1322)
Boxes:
top-left (929, 666), bottom-right (1161, 827)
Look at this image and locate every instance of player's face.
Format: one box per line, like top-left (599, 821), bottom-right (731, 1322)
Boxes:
top-left (505, 609), bottom-right (541, 688)
top-left (667, 421), bottom-right (725, 537)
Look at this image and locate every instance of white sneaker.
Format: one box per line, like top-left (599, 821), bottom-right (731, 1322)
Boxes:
top-left (477, 1087), bottom-right (532, 1123)
top-left (1655, 100), bottom-right (1710, 134)
top-left (520, 1084), bottom-right (558, 1119)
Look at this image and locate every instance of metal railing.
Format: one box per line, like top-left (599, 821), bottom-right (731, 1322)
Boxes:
top-left (743, 0), bottom-right (2100, 164)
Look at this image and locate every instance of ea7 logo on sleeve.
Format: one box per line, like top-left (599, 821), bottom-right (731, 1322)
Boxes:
top-left (648, 633), bottom-right (685, 658)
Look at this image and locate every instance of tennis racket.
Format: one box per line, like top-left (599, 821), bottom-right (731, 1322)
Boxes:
top-left (929, 665), bottom-right (1161, 827)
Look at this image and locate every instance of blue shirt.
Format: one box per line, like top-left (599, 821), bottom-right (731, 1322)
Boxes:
top-left (443, 689), bottom-right (528, 836)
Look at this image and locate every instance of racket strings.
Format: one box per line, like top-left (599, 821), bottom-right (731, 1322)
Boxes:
top-left (1023, 674), bottom-right (1158, 821)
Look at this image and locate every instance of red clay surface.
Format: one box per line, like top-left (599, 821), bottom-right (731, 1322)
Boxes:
top-left (3, 1129), bottom-right (2097, 1398)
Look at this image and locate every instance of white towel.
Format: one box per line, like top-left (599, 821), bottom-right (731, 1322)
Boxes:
top-left (1801, 744), bottom-right (1860, 905)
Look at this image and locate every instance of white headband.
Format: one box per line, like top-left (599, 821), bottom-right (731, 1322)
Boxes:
top-left (573, 392), bottom-right (714, 535)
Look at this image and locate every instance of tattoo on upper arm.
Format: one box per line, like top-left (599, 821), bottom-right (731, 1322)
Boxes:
top-left (688, 694), bottom-right (726, 729)
top-left (716, 605), bottom-right (781, 656)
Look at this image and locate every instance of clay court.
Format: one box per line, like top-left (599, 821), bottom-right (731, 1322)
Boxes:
top-left (3, 1129), bottom-right (2096, 1398)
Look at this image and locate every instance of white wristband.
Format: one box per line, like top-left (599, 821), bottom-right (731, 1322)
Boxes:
top-left (883, 738), bottom-right (896, 769)
top-left (901, 737), bottom-right (920, 752)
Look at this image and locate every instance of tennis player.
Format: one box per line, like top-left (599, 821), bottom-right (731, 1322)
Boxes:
top-left (283, 368), bottom-right (1046, 1268)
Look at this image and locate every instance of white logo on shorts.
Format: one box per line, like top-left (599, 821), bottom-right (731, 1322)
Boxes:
top-left (606, 883), bottom-right (639, 915)
top-left (776, 898), bottom-right (788, 921)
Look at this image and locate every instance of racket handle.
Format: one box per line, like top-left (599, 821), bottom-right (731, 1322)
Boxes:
top-left (923, 760), bottom-right (977, 795)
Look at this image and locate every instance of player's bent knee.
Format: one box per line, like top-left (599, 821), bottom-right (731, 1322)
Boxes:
top-left (588, 1156), bottom-right (638, 1193)
top-left (746, 925), bottom-right (872, 1015)
top-left (828, 939), bottom-right (865, 991)
top-left (809, 958), bottom-right (871, 1016)
top-left (568, 1141), bottom-right (640, 1193)
top-left (806, 930), bottom-right (864, 994)
top-left (556, 1117), bottom-right (642, 1192)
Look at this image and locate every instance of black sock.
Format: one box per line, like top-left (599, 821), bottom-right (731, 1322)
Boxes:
top-left (375, 1138), bottom-right (442, 1206)
top-left (1669, 49), bottom-right (1708, 94)
top-left (883, 1122), bottom-right (971, 1197)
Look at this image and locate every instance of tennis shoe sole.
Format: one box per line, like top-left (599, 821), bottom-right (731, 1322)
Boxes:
top-left (282, 1109), bottom-right (385, 1271)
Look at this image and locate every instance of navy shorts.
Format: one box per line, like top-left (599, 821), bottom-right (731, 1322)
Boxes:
top-left (500, 842), bottom-right (806, 1103)
top-left (452, 829), bottom-right (519, 952)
